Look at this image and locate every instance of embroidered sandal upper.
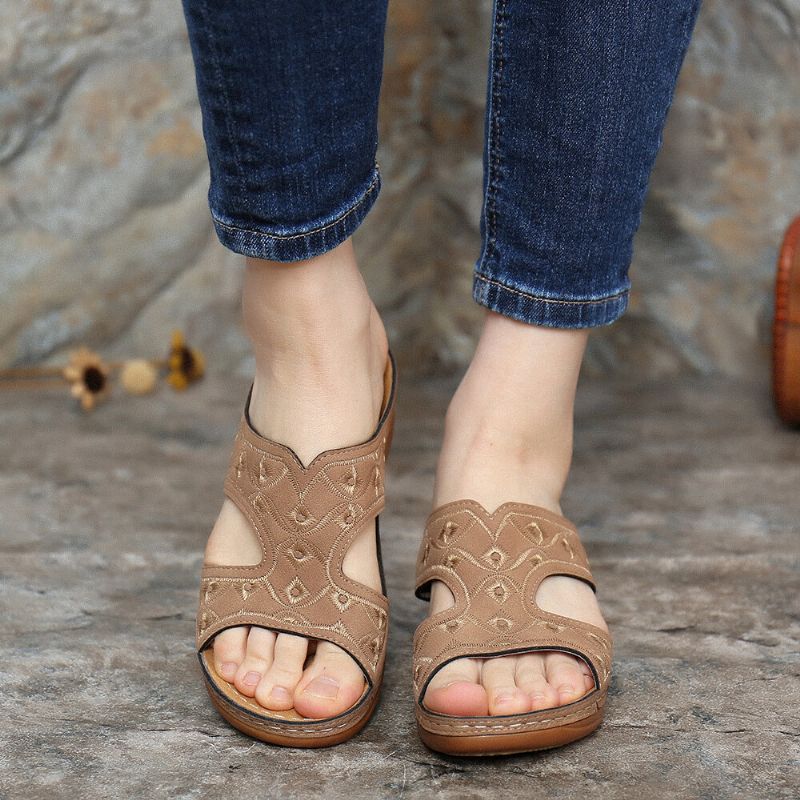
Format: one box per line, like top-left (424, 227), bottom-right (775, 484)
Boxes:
top-left (412, 499), bottom-right (612, 707)
top-left (196, 357), bottom-right (396, 689)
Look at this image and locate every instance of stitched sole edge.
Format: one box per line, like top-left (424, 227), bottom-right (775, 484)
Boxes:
top-left (415, 693), bottom-right (605, 756)
top-left (203, 674), bottom-right (380, 748)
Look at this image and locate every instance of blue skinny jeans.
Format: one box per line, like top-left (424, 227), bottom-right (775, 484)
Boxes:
top-left (180, 1), bottom-right (701, 328)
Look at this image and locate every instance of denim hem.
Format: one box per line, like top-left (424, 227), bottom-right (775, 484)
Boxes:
top-left (208, 165), bottom-right (382, 262)
top-left (473, 272), bottom-right (629, 328)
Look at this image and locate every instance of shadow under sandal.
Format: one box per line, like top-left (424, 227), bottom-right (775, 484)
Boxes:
top-left (196, 352), bottom-right (397, 748)
top-left (412, 500), bottom-right (612, 756)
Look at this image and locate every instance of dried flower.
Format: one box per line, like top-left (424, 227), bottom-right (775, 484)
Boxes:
top-left (62, 346), bottom-right (111, 411)
top-left (166, 329), bottom-right (205, 390)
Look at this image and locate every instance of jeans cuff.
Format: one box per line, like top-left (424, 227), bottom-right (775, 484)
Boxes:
top-left (208, 166), bottom-right (381, 262)
top-left (473, 272), bottom-right (629, 329)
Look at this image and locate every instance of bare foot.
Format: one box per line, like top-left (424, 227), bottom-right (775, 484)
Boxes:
top-left (204, 240), bottom-right (389, 719)
top-left (421, 313), bottom-right (608, 716)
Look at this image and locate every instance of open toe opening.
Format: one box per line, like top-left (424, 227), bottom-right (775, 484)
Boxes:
top-left (199, 625), bottom-right (374, 723)
top-left (418, 646), bottom-right (599, 719)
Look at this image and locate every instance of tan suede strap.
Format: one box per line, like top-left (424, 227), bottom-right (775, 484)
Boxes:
top-left (412, 500), bottom-right (612, 702)
top-left (196, 355), bottom-right (396, 685)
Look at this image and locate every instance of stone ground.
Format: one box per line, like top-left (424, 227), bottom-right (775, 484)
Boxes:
top-left (0, 369), bottom-right (798, 800)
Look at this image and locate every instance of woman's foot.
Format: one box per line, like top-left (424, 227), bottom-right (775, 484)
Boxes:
top-left (422, 312), bottom-right (608, 717)
top-left (204, 239), bottom-right (389, 719)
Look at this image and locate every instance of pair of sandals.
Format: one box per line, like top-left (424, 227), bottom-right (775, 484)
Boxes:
top-left (196, 352), bottom-right (612, 755)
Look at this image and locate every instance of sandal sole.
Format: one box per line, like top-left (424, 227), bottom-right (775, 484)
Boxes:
top-left (416, 705), bottom-right (604, 757)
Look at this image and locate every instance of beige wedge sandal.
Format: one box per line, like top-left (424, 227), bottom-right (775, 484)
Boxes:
top-left (412, 499), bottom-right (612, 756)
top-left (196, 351), bottom-right (397, 747)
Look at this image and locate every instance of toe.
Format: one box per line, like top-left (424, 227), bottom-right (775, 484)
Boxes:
top-left (481, 655), bottom-right (531, 716)
top-left (422, 657), bottom-right (489, 717)
top-left (293, 641), bottom-right (366, 719)
top-left (515, 653), bottom-right (560, 710)
top-left (544, 652), bottom-right (593, 706)
top-left (212, 626), bottom-right (248, 683)
top-left (233, 627), bottom-right (277, 697)
top-left (254, 632), bottom-right (308, 711)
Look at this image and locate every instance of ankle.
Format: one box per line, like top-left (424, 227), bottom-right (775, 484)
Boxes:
top-left (433, 378), bottom-right (574, 515)
top-left (431, 315), bottom-right (586, 514)
top-left (251, 301), bottom-right (386, 389)
top-left (239, 247), bottom-right (388, 462)
top-left (242, 241), bottom-right (375, 351)
top-left (433, 435), bottom-right (569, 516)
top-left (241, 243), bottom-right (387, 380)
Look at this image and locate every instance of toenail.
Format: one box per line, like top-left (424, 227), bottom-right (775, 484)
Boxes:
top-left (243, 671), bottom-right (261, 687)
top-left (494, 691), bottom-right (516, 704)
top-left (304, 676), bottom-right (339, 699)
top-left (269, 686), bottom-right (291, 702)
top-left (219, 662), bottom-right (237, 680)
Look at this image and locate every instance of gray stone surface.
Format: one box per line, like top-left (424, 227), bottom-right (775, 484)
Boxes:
top-left (1, 369), bottom-right (797, 799)
top-left (2, 0), bottom-right (799, 379)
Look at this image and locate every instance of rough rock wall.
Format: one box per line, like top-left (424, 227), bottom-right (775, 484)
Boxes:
top-left (1, 0), bottom-right (797, 379)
